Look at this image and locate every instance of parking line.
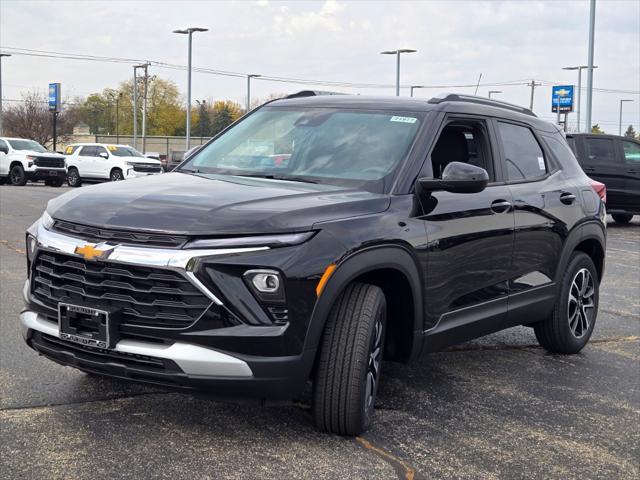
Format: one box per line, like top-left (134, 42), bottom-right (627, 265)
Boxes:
top-left (0, 239), bottom-right (25, 255)
top-left (355, 436), bottom-right (416, 480)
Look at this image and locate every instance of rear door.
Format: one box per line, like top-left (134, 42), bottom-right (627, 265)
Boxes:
top-left (619, 138), bottom-right (640, 212)
top-left (579, 136), bottom-right (626, 208)
top-left (76, 146), bottom-right (96, 177)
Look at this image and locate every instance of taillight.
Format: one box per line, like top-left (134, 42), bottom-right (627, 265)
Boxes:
top-left (589, 179), bottom-right (606, 203)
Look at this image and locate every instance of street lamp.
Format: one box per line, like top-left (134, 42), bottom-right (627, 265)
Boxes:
top-left (246, 74), bottom-right (261, 113)
top-left (380, 49), bottom-right (417, 96)
top-left (488, 90), bottom-right (502, 99)
top-left (410, 85), bottom-right (424, 97)
top-left (0, 53), bottom-right (11, 136)
top-left (115, 92), bottom-right (123, 144)
top-left (619, 99), bottom-right (633, 136)
top-left (173, 26), bottom-right (208, 150)
top-left (563, 65), bottom-right (598, 132)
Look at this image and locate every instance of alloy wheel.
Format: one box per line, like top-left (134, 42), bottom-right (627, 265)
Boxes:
top-left (111, 171), bottom-right (123, 181)
top-left (364, 316), bottom-right (383, 411)
top-left (568, 268), bottom-right (595, 338)
top-left (10, 168), bottom-right (24, 185)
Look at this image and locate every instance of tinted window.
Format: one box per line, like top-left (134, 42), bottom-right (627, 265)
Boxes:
top-left (543, 135), bottom-right (578, 168)
top-left (0, 139), bottom-right (8, 152)
top-left (95, 146), bottom-right (108, 157)
top-left (497, 122), bottom-right (547, 180)
top-left (584, 137), bottom-right (617, 164)
top-left (565, 136), bottom-right (577, 154)
top-left (622, 140), bottom-right (640, 164)
top-left (79, 146), bottom-right (96, 156)
top-left (108, 146), bottom-right (143, 157)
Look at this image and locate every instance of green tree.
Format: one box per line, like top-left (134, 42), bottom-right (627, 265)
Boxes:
top-left (591, 124), bottom-right (604, 134)
top-left (210, 100), bottom-right (243, 136)
top-left (624, 125), bottom-right (637, 138)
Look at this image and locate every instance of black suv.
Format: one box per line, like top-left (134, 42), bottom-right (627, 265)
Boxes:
top-left (566, 133), bottom-right (640, 224)
top-left (21, 93), bottom-right (606, 435)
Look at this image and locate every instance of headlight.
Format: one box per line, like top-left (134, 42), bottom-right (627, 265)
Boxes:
top-left (184, 231), bottom-right (316, 249)
top-left (26, 234), bottom-right (37, 261)
top-left (26, 155), bottom-right (37, 161)
top-left (41, 211), bottom-right (54, 230)
top-left (126, 161), bottom-right (137, 167)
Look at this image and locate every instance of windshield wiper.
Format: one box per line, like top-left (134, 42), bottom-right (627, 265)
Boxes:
top-left (177, 167), bottom-right (202, 174)
top-left (235, 174), bottom-right (317, 184)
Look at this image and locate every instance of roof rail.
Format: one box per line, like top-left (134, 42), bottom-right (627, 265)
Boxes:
top-left (428, 93), bottom-right (536, 117)
top-left (284, 90), bottom-right (347, 99)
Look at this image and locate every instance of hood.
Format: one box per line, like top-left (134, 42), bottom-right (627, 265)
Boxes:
top-left (22, 150), bottom-right (65, 159)
top-left (47, 172), bottom-right (389, 235)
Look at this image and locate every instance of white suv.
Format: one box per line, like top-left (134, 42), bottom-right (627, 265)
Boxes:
top-left (64, 143), bottom-right (163, 187)
top-left (0, 137), bottom-right (67, 187)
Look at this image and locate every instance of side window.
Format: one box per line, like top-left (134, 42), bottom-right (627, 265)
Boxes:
top-left (565, 136), bottom-right (577, 155)
top-left (497, 122), bottom-right (547, 181)
top-left (79, 146), bottom-right (96, 156)
top-left (0, 139), bottom-right (8, 153)
top-left (543, 135), bottom-right (578, 168)
top-left (95, 146), bottom-right (108, 158)
top-left (584, 137), bottom-right (617, 164)
top-left (429, 120), bottom-right (495, 181)
top-left (622, 140), bottom-right (640, 164)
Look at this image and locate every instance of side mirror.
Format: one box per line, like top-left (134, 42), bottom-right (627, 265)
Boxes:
top-left (99, 152), bottom-right (109, 159)
top-left (418, 161), bottom-right (489, 194)
top-left (184, 145), bottom-right (201, 160)
top-left (0, 147), bottom-right (7, 154)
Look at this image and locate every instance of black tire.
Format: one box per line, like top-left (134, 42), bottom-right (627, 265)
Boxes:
top-left (313, 282), bottom-right (386, 436)
top-left (67, 168), bottom-right (82, 187)
top-left (534, 252), bottom-right (599, 354)
top-left (9, 164), bottom-right (27, 186)
top-left (110, 168), bottom-right (124, 182)
top-left (0, 176), bottom-right (6, 185)
top-left (45, 178), bottom-right (64, 187)
top-left (612, 213), bottom-right (633, 224)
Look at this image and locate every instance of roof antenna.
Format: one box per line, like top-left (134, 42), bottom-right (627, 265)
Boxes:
top-left (474, 73), bottom-right (483, 96)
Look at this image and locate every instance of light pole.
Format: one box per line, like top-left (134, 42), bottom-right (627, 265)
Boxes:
top-left (488, 90), bottom-right (502, 99)
top-left (173, 27), bottom-right (208, 150)
top-left (196, 99), bottom-right (206, 143)
top-left (135, 63), bottom-right (150, 152)
top-left (619, 99), bottom-right (633, 135)
top-left (380, 49), bottom-right (417, 96)
top-left (0, 53), bottom-right (11, 136)
top-left (410, 85), bottom-right (424, 97)
top-left (246, 74), bottom-right (261, 112)
top-left (585, 0), bottom-right (597, 134)
top-left (132, 66), bottom-right (138, 149)
top-left (563, 65), bottom-right (598, 132)
top-left (115, 92), bottom-right (122, 143)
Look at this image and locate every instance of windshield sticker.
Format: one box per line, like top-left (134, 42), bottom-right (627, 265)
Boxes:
top-left (107, 145), bottom-right (117, 151)
top-left (538, 156), bottom-right (545, 170)
top-left (390, 116), bottom-right (417, 124)
top-left (65, 146), bottom-right (73, 154)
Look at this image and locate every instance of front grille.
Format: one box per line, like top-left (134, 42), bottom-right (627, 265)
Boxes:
top-left (34, 157), bottom-right (65, 168)
top-left (32, 250), bottom-right (212, 328)
top-left (132, 163), bottom-right (162, 173)
top-left (52, 220), bottom-right (188, 248)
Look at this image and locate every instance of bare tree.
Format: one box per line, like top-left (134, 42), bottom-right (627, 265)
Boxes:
top-left (2, 91), bottom-right (54, 146)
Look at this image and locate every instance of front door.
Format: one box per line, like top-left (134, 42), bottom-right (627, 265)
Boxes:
top-left (419, 117), bottom-right (514, 351)
top-left (619, 138), bottom-right (640, 212)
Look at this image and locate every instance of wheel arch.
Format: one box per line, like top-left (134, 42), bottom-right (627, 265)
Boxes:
top-left (305, 245), bottom-right (424, 366)
top-left (9, 160), bottom-right (24, 171)
top-left (556, 221), bottom-right (606, 285)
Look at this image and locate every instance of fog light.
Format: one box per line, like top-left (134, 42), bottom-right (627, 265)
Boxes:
top-left (249, 271), bottom-right (280, 293)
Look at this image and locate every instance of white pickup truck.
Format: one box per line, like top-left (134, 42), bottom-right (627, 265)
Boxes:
top-left (0, 137), bottom-right (67, 187)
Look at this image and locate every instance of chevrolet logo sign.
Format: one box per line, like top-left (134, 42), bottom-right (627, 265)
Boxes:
top-left (556, 89), bottom-right (571, 97)
top-left (74, 244), bottom-right (107, 261)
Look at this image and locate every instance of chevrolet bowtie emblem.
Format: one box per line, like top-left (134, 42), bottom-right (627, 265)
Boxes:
top-left (75, 244), bottom-right (106, 260)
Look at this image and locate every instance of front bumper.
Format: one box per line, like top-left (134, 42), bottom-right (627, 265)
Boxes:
top-left (26, 168), bottom-right (67, 181)
top-left (124, 168), bottom-right (162, 179)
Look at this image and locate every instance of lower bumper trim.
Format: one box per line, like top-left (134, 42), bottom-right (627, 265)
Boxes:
top-left (20, 310), bottom-right (253, 378)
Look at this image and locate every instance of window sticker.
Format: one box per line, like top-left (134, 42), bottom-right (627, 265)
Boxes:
top-left (390, 116), bottom-right (417, 124)
top-left (65, 146), bottom-right (73, 154)
top-left (107, 145), bottom-right (117, 151)
top-left (537, 156), bottom-right (545, 170)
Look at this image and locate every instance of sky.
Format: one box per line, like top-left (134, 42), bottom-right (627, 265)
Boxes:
top-left (1, 0), bottom-right (639, 134)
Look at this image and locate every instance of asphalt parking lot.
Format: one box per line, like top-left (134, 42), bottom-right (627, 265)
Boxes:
top-left (1, 184), bottom-right (638, 480)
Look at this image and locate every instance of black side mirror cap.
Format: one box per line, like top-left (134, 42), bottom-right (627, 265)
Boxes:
top-left (418, 161), bottom-right (489, 194)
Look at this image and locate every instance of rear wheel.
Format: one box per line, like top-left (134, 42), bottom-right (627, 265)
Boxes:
top-left (9, 164), bottom-right (27, 186)
top-left (110, 168), bottom-right (124, 181)
top-left (534, 252), bottom-right (598, 354)
top-left (313, 282), bottom-right (386, 436)
top-left (67, 168), bottom-right (82, 187)
top-left (612, 213), bottom-right (633, 224)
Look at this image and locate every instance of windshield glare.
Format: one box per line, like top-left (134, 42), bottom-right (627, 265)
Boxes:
top-left (8, 139), bottom-right (47, 153)
top-left (180, 107), bottom-right (424, 191)
top-left (109, 146), bottom-right (144, 157)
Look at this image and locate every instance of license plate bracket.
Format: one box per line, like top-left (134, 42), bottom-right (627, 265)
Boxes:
top-left (58, 303), bottom-right (120, 349)
top-left (49, 171), bottom-right (58, 176)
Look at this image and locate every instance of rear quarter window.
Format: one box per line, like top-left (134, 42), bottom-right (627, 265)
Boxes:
top-left (543, 135), bottom-right (582, 173)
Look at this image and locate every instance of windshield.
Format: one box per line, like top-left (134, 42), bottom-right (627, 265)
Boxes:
top-left (108, 146), bottom-right (144, 157)
top-left (8, 139), bottom-right (47, 153)
top-left (178, 106), bottom-right (425, 191)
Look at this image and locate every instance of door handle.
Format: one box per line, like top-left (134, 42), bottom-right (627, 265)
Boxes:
top-left (560, 192), bottom-right (576, 205)
top-left (490, 199), bottom-right (512, 213)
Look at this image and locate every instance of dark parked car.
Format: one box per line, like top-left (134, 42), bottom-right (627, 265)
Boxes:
top-left (21, 93), bottom-right (606, 435)
top-left (566, 133), bottom-right (640, 223)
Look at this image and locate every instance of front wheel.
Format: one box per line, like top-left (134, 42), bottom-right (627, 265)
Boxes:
top-left (9, 165), bottom-right (27, 186)
top-left (534, 252), bottom-right (599, 354)
top-left (612, 213), bottom-right (633, 224)
top-left (67, 168), bottom-right (82, 187)
top-left (110, 168), bottom-right (124, 181)
top-left (313, 283), bottom-right (386, 436)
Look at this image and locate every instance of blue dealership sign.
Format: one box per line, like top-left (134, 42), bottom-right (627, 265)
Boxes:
top-left (551, 85), bottom-right (574, 113)
top-left (48, 83), bottom-right (61, 112)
